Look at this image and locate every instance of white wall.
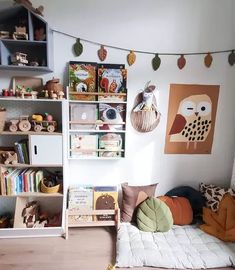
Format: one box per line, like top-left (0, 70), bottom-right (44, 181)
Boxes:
top-left (1, 0), bottom-right (235, 195)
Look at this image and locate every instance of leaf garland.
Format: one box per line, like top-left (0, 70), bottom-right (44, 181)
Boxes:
top-left (177, 54), bottom-right (186, 69)
top-left (204, 53), bottom-right (213, 68)
top-left (228, 50), bottom-right (235, 66)
top-left (98, 45), bottom-right (107, 61)
top-left (73, 38), bottom-right (83, 57)
top-left (152, 54), bottom-right (161, 71)
top-left (127, 50), bottom-right (136, 66)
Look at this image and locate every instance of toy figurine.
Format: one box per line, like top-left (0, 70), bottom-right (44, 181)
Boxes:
top-left (11, 52), bottom-right (28, 66)
top-left (12, 26), bottom-right (28, 40)
top-left (0, 151), bottom-right (18, 165)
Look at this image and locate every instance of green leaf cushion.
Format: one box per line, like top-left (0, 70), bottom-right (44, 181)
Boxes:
top-left (137, 197), bottom-right (173, 232)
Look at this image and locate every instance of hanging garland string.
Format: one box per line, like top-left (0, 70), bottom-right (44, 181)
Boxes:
top-left (52, 28), bottom-right (235, 69)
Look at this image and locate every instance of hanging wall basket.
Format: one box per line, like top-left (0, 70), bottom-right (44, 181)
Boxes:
top-left (130, 92), bottom-right (161, 133)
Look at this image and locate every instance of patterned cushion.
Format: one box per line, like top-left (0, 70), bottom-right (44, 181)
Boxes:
top-left (199, 183), bottom-right (235, 211)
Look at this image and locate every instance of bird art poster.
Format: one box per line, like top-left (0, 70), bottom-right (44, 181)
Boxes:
top-left (164, 84), bottom-right (219, 154)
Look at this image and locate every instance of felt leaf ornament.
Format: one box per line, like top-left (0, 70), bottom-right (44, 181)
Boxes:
top-left (98, 45), bottom-right (107, 61)
top-left (204, 53), bottom-right (213, 68)
top-left (228, 50), bottom-right (235, 66)
top-left (127, 50), bottom-right (136, 66)
top-left (152, 54), bottom-right (161, 71)
top-left (73, 38), bottom-right (83, 57)
top-left (177, 54), bottom-right (186, 69)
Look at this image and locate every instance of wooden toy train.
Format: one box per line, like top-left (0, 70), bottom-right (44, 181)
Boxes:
top-left (8, 114), bottom-right (57, 133)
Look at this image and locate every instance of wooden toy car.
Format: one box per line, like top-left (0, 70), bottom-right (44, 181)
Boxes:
top-left (31, 120), bottom-right (57, 133)
top-left (11, 52), bottom-right (28, 66)
top-left (9, 116), bottom-right (31, 132)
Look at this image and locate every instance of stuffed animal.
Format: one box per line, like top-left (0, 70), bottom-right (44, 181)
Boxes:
top-left (133, 81), bottom-right (158, 112)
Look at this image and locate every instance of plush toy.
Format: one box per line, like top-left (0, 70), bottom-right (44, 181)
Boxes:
top-left (133, 81), bottom-right (158, 112)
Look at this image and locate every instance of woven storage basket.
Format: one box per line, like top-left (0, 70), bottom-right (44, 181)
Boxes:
top-left (40, 178), bottom-right (61, 193)
top-left (0, 110), bottom-right (6, 132)
top-left (130, 93), bottom-right (160, 133)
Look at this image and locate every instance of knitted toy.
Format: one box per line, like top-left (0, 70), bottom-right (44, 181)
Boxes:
top-left (133, 81), bottom-right (157, 112)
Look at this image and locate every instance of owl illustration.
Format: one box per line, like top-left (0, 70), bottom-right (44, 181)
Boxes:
top-left (169, 94), bottom-right (212, 149)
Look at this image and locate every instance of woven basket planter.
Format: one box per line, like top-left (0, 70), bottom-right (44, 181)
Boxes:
top-left (130, 93), bottom-right (160, 133)
top-left (40, 178), bottom-right (61, 194)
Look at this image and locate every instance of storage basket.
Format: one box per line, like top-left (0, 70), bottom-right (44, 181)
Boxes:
top-left (130, 93), bottom-right (160, 133)
top-left (40, 178), bottom-right (61, 194)
top-left (0, 110), bottom-right (6, 132)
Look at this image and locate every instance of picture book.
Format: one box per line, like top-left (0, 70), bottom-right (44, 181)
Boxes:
top-left (68, 186), bottom-right (93, 222)
top-left (69, 61), bottom-right (97, 101)
top-left (98, 103), bottom-right (125, 131)
top-left (70, 103), bottom-right (97, 130)
top-left (93, 186), bottom-right (118, 221)
top-left (98, 133), bottom-right (123, 158)
top-left (70, 134), bottom-right (98, 158)
top-left (98, 64), bottom-right (127, 102)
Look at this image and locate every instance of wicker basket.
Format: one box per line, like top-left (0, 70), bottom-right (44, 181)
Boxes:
top-left (0, 110), bottom-right (6, 132)
top-left (40, 178), bottom-right (61, 194)
top-left (130, 93), bottom-right (160, 133)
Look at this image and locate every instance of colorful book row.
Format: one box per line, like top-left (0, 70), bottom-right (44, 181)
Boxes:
top-left (0, 168), bottom-right (43, 195)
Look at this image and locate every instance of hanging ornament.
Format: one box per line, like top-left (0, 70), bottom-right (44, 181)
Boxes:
top-left (98, 45), bottom-right (107, 61)
top-left (127, 50), bottom-right (136, 66)
top-left (204, 52), bottom-right (213, 68)
top-left (152, 54), bottom-right (161, 71)
top-left (228, 50), bottom-right (235, 66)
top-left (73, 38), bottom-right (83, 57)
top-left (177, 54), bottom-right (186, 69)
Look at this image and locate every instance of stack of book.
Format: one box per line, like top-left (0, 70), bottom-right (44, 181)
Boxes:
top-left (0, 168), bottom-right (43, 195)
top-left (14, 139), bottom-right (29, 164)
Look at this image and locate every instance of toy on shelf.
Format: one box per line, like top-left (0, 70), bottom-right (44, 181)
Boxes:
top-left (22, 201), bottom-right (40, 228)
top-left (12, 26), bottom-right (28, 40)
top-left (9, 116), bottom-right (31, 132)
top-left (0, 31), bottom-right (10, 39)
top-left (0, 151), bottom-right (18, 165)
top-left (0, 107), bottom-right (6, 132)
top-left (44, 78), bottom-right (64, 100)
top-left (35, 28), bottom-right (46, 41)
top-left (11, 52), bottom-right (28, 66)
top-left (15, 85), bottom-right (38, 99)
top-left (31, 113), bottom-right (57, 132)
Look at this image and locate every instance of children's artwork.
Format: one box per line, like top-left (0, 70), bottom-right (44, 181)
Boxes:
top-left (165, 84), bottom-right (219, 154)
top-left (98, 64), bottom-right (127, 102)
top-left (69, 61), bottom-right (97, 101)
top-left (98, 103), bottom-right (125, 131)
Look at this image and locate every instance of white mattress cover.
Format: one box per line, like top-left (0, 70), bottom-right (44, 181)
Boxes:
top-left (116, 223), bottom-right (235, 269)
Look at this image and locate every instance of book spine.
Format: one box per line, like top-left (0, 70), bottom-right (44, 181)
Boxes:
top-left (14, 142), bottom-right (24, 163)
top-left (21, 142), bottom-right (29, 164)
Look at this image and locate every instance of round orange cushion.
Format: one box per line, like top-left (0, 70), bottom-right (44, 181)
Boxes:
top-left (158, 196), bottom-right (193, 225)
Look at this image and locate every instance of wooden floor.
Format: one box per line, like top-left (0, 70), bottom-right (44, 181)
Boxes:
top-left (0, 227), bottom-right (116, 270)
top-left (0, 227), bottom-right (233, 270)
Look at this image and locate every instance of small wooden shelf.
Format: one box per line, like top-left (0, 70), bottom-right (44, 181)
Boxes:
top-left (69, 100), bottom-right (127, 104)
top-left (70, 149), bottom-right (124, 152)
top-left (69, 91), bottom-right (126, 96)
top-left (65, 209), bottom-right (120, 239)
top-left (68, 156), bottom-right (123, 160)
top-left (0, 192), bottom-right (63, 197)
top-left (0, 163), bottom-right (63, 168)
top-left (0, 131), bottom-right (62, 135)
top-left (69, 129), bottom-right (126, 133)
top-left (0, 97), bottom-right (63, 102)
top-left (69, 121), bottom-right (125, 125)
